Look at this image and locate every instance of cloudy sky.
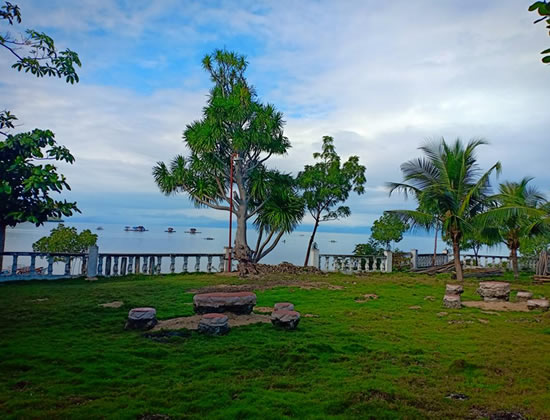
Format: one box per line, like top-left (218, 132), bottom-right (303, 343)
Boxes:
top-left (1, 0), bottom-right (548, 231)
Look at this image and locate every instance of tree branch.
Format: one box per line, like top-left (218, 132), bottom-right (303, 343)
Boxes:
top-left (258, 230), bottom-right (285, 262)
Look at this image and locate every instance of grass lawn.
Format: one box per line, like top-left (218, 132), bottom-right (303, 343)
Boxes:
top-left (0, 272), bottom-right (549, 419)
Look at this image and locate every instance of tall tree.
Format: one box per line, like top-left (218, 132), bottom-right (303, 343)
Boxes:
top-left (153, 50), bottom-right (291, 268)
top-left (0, 1), bottom-right (81, 270)
top-left (484, 177), bottom-right (547, 278)
top-left (370, 212), bottom-right (409, 250)
top-left (388, 138), bottom-right (501, 281)
top-left (298, 136), bottom-right (366, 266)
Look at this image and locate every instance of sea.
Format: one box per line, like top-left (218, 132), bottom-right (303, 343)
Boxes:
top-left (3, 221), bottom-right (509, 269)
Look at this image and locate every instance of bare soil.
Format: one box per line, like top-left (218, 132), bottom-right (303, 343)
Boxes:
top-left (462, 301), bottom-right (530, 312)
top-left (99, 301), bottom-right (124, 308)
top-left (187, 281), bottom-right (344, 294)
top-left (153, 312), bottom-right (271, 331)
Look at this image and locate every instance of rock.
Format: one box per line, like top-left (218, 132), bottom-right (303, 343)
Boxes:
top-left (443, 294), bottom-right (461, 309)
top-left (125, 307), bottom-right (157, 331)
top-left (274, 302), bottom-right (295, 311)
top-left (446, 284), bottom-right (464, 295)
top-left (100, 301), bottom-right (124, 308)
top-left (193, 292), bottom-right (257, 314)
top-left (477, 282), bottom-right (510, 302)
top-left (424, 296), bottom-right (435, 301)
top-left (437, 311), bottom-right (448, 317)
top-left (516, 291), bottom-right (533, 302)
top-left (197, 313), bottom-right (230, 335)
top-left (527, 299), bottom-right (549, 311)
top-left (409, 305), bottom-right (422, 310)
top-left (271, 310), bottom-right (300, 330)
top-left (477, 318), bottom-right (489, 324)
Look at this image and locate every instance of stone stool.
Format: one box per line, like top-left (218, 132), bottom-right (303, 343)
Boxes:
top-left (477, 281), bottom-right (510, 302)
top-left (198, 313), bottom-right (230, 335)
top-left (271, 310), bottom-right (300, 330)
top-left (446, 284), bottom-right (464, 295)
top-left (274, 302), bottom-right (295, 311)
top-left (443, 294), bottom-right (461, 309)
top-left (527, 299), bottom-right (549, 311)
top-left (193, 292), bottom-right (257, 314)
top-left (125, 307), bottom-right (157, 330)
top-left (516, 291), bottom-right (533, 302)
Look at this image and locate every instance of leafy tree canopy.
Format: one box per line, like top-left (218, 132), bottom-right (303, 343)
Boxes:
top-left (353, 238), bottom-right (384, 256)
top-left (371, 212), bottom-right (409, 250)
top-left (32, 224), bottom-right (97, 255)
top-left (529, 1), bottom-right (550, 64)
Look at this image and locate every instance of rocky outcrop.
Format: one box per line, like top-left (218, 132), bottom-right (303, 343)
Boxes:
top-left (197, 313), bottom-right (230, 335)
top-left (477, 282), bottom-right (510, 302)
top-left (271, 310), bottom-right (300, 330)
top-left (193, 292), bottom-right (257, 314)
top-left (125, 307), bottom-right (157, 330)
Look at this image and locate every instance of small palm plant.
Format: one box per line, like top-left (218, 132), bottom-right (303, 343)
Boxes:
top-left (387, 138), bottom-right (501, 281)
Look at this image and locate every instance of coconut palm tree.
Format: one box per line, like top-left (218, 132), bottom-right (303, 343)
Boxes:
top-left (387, 138), bottom-right (501, 281)
top-left (484, 177), bottom-right (547, 278)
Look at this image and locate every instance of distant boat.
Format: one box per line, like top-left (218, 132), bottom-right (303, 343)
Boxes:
top-left (185, 228), bottom-right (201, 234)
top-left (46, 216), bottom-right (64, 222)
top-left (204, 237), bottom-right (214, 240)
top-left (330, 240), bottom-right (337, 243)
top-left (96, 226), bottom-right (104, 231)
top-left (125, 225), bottom-right (148, 232)
top-left (165, 227), bottom-right (176, 233)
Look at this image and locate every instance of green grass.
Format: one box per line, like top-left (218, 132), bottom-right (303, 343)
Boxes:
top-left (0, 272), bottom-right (549, 419)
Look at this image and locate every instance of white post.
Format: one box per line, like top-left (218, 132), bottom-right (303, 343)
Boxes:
top-left (308, 244), bottom-right (320, 268)
top-left (442, 249), bottom-right (449, 264)
top-left (384, 250), bottom-right (393, 273)
top-left (223, 247), bottom-right (232, 272)
top-left (87, 245), bottom-right (99, 280)
top-left (410, 249), bottom-right (418, 270)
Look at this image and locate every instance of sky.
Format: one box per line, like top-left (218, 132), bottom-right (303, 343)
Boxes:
top-left (1, 0), bottom-right (549, 231)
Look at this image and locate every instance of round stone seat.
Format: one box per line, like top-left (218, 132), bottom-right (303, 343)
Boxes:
top-left (271, 310), bottom-right (300, 330)
top-left (273, 302), bottom-right (294, 311)
top-left (446, 284), bottom-right (464, 295)
top-left (193, 292), bottom-right (257, 314)
top-left (477, 281), bottom-right (510, 302)
top-left (527, 299), bottom-right (549, 311)
top-left (516, 291), bottom-right (533, 302)
top-left (198, 313), bottom-right (230, 335)
top-left (125, 307), bottom-right (157, 330)
top-left (443, 294), bottom-right (461, 309)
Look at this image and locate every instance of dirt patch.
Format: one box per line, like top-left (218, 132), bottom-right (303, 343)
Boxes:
top-left (462, 301), bottom-right (530, 312)
top-left (254, 306), bottom-right (273, 314)
top-left (187, 280), bottom-right (343, 294)
top-left (424, 296), bottom-right (435, 301)
top-left (437, 312), bottom-right (448, 317)
top-left (99, 301), bottom-right (124, 308)
top-left (153, 312), bottom-right (271, 331)
top-left (409, 305), bottom-right (422, 310)
top-left (32, 298), bottom-right (49, 303)
top-left (304, 313), bottom-right (319, 318)
top-left (355, 293), bottom-right (378, 303)
top-left (477, 318), bottom-right (490, 324)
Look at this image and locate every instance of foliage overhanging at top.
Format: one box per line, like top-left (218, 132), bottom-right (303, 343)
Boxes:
top-left (529, 1), bottom-right (550, 64)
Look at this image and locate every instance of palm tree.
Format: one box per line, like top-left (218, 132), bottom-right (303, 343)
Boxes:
top-left (484, 177), bottom-right (547, 278)
top-left (387, 138), bottom-right (501, 281)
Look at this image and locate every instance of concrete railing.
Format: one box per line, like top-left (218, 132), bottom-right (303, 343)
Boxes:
top-left (310, 246), bottom-right (392, 273)
top-left (0, 251), bottom-right (88, 281)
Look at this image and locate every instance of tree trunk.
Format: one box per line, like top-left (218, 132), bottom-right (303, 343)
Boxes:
top-left (234, 208), bottom-right (250, 261)
top-left (304, 218), bottom-right (320, 267)
top-left (432, 225), bottom-right (439, 266)
top-left (452, 234), bottom-right (463, 281)
top-left (0, 223), bottom-right (5, 272)
top-left (510, 246), bottom-right (519, 279)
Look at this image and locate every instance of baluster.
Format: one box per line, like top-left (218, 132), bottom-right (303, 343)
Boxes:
top-left (195, 256), bottom-right (200, 272)
top-left (81, 255), bottom-right (88, 275)
top-left (142, 257), bottom-right (148, 274)
top-left (183, 256), bottom-right (188, 273)
top-left (134, 256), bottom-right (139, 274)
top-left (30, 255), bottom-right (36, 275)
top-left (207, 256), bottom-right (213, 273)
top-left (64, 256), bottom-right (71, 275)
top-left (170, 255), bottom-right (175, 274)
top-left (148, 256), bottom-right (155, 275)
top-left (105, 256), bottom-right (112, 276)
top-left (121, 257), bottom-right (127, 275)
top-left (128, 256), bottom-right (134, 274)
top-left (11, 255), bottom-right (18, 275)
top-left (47, 256), bottom-right (54, 276)
top-left (98, 256), bottom-right (104, 275)
top-left (113, 256), bottom-right (119, 276)
top-left (156, 256), bottom-right (162, 275)
top-left (218, 256), bottom-right (224, 272)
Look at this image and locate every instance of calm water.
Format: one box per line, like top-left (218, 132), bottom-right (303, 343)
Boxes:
top-left (3, 222), bottom-right (507, 269)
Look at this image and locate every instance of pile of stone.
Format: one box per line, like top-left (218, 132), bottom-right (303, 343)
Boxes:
top-left (443, 284), bottom-right (463, 309)
top-left (527, 299), bottom-right (549, 311)
top-left (271, 302), bottom-right (300, 330)
top-left (125, 307), bottom-right (158, 331)
top-left (477, 281), bottom-right (510, 302)
top-left (193, 292), bottom-right (256, 315)
top-left (247, 262), bottom-right (323, 276)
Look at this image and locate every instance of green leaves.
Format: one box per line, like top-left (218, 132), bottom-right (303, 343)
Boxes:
top-left (529, 1), bottom-right (550, 64)
top-left (371, 212), bottom-right (409, 250)
top-left (32, 224), bottom-right (97, 255)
